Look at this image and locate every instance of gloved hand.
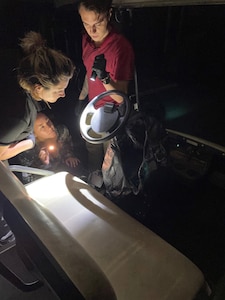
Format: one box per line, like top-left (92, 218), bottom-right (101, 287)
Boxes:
top-left (26, 132), bottom-right (35, 147)
top-left (92, 54), bottom-right (108, 80)
top-left (75, 98), bottom-right (88, 117)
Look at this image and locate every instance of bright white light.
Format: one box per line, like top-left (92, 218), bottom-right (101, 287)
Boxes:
top-left (48, 145), bottom-right (55, 151)
top-left (26, 172), bottom-right (68, 206)
top-left (25, 172), bottom-right (116, 234)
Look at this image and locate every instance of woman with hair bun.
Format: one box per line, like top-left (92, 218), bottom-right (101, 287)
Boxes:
top-left (0, 31), bottom-right (75, 161)
top-left (0, 31), bottom-right (75, 244)
top-left (18, 31), bottom-right (75, 104)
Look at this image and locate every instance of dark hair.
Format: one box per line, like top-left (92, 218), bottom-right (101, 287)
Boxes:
top-left (77, 0), bottom-right (112, 14)
top-left (17, 31), bottom-right (75, 98)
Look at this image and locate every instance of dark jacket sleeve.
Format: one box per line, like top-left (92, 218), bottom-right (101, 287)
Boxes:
top-left (0, 118), bottom-right (31, 145)
top-left (0, 94), bottom-right (38, 145)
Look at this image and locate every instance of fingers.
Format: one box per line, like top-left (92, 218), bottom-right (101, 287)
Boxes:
top-left (65, 157), bottom-right (80, 167)
top-left (39, 148), bottom-right (50, 164)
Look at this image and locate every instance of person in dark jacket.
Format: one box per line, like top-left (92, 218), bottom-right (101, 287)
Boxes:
top-left (0, 31), bottom-right (75, 244)
top-left (18, 112), bottom-right (88, 184)
top-left (0, 31), bottom-right (75, 161)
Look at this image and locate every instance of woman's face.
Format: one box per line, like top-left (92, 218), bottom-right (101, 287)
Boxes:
top-left (79, 5), bottom-right (111, 44)
top-left (35, 78), bottom-right (71, 103)
top-left (34, 113), bottom-right (57, 142)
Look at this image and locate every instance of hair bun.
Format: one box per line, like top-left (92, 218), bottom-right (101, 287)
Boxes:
top-left (19, 31), bottom-right (46, 54)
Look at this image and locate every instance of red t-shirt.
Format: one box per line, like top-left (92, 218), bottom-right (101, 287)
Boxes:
top-left (82, 28), bottom-right (135, 108)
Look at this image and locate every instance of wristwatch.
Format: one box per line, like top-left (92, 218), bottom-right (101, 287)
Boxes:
top-left (101, 74), bottom-right (111, 84)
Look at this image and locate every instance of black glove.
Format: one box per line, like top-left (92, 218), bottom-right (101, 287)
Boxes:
top-left (26, 132), bottom-right (35, 147)
top-left (75, 98), bottom-right (88, 117)
top-left (92, 54), bottom-right (108, 80)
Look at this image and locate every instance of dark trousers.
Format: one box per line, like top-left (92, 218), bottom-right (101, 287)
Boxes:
top-left (86, 141), bottom-right (109, 172)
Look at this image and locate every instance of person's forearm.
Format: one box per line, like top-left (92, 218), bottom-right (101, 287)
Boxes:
top-left (0, 139), bottom-right (34, 161)
top-left (102, 79), bottom-right (129, 103)
top-left (79, 75), bottom-right (88, 100)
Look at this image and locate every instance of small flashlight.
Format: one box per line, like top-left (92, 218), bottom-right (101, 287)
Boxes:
top-left (48, 145), bottom-right (55, 151)
top-left (90, 70), bottom-right (97, 81)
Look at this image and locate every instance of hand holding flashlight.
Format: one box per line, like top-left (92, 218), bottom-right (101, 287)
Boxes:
top-left (39, 147), bottom-right (50, 165)
top-left (91, 54), bottom-right (109, 81)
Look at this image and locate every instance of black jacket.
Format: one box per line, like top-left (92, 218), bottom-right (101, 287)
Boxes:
top-left (0, 93), bottom-right (40, 145)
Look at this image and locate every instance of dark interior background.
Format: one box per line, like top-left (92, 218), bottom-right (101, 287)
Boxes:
top-left (1, 1), bottom-right (225, 146)
top-left (1, 1), bottom-right (225, 292)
